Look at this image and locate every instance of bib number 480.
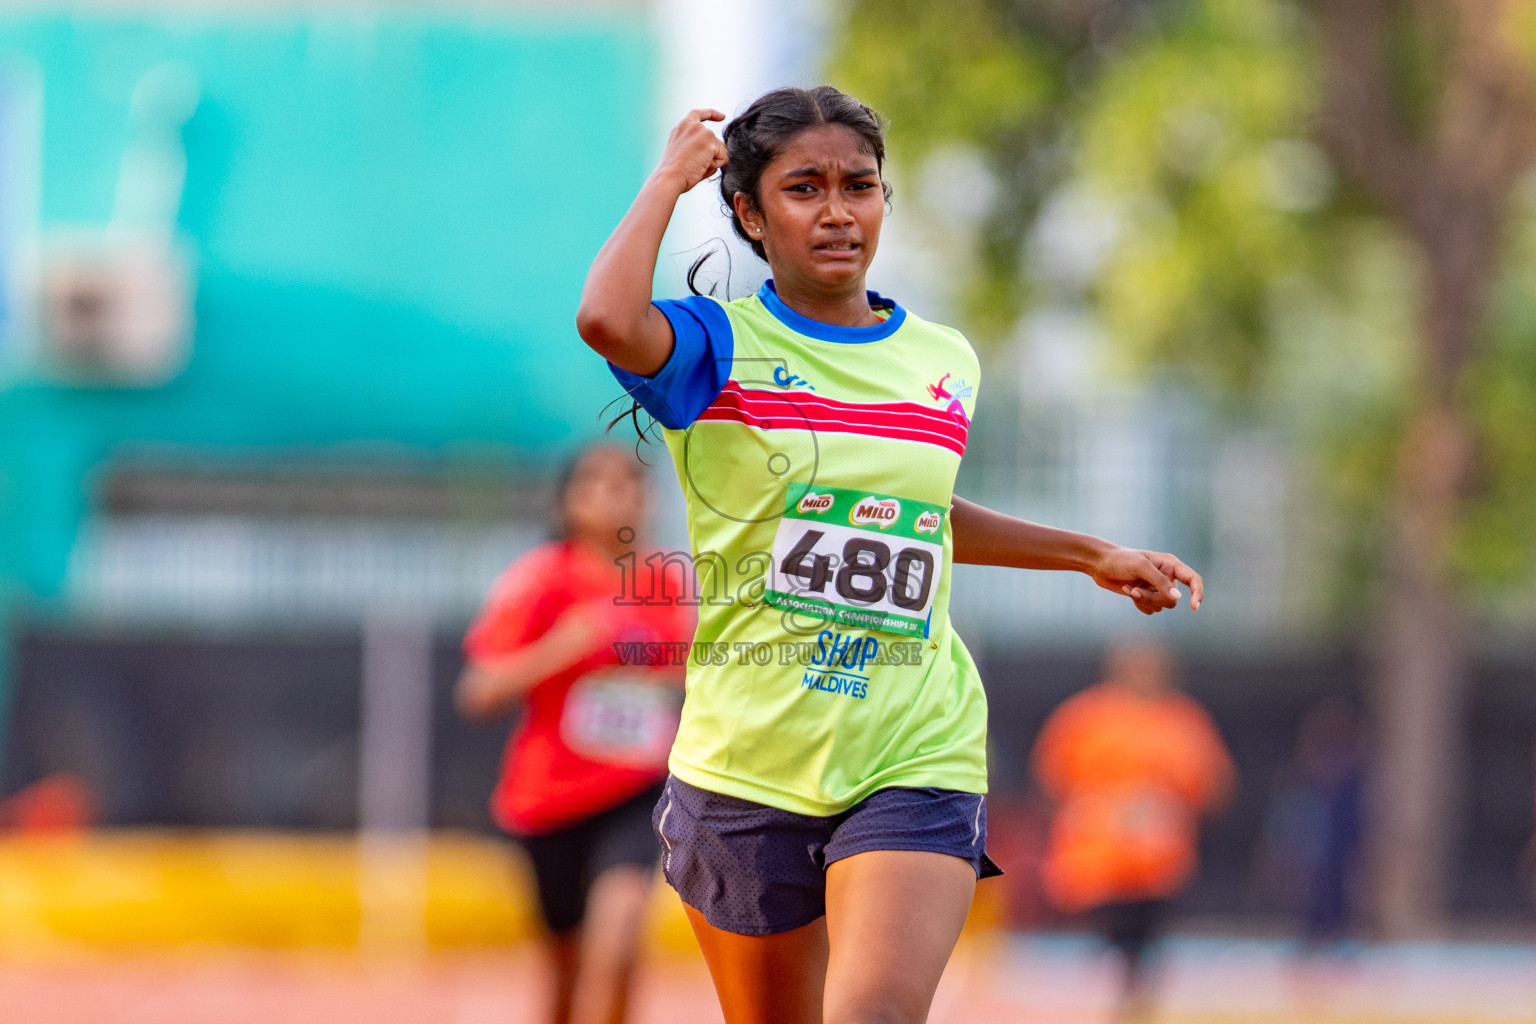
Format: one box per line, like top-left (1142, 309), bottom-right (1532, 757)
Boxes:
top-left (780, 529), bottom-right (935, 610)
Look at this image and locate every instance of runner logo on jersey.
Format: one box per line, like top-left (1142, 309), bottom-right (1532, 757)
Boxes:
top-left (927, 372), bottom-right (973, 426)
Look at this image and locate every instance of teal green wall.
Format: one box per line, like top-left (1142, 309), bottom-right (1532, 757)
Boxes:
top-left (0, 13), bottom-right (655, 601)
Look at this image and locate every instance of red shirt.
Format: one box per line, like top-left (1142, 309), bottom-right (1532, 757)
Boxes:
top-left (465, 539), bottom-right (694, 835)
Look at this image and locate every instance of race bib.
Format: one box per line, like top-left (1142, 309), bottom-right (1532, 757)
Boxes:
top-left (559, 671), bottom-right (681, 769)
top-left (764, 484), bottom-right (945, 637)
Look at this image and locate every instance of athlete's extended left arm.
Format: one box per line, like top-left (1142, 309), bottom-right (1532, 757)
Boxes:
top-left (949, 496), bottom-right (1203, 615)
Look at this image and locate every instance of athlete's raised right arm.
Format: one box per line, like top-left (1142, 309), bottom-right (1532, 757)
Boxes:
top-left (576, 109), bottom-right (729, 377)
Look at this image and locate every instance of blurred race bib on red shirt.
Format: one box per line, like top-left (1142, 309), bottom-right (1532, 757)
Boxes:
top-left (559, 670), bottom-right (681, 769)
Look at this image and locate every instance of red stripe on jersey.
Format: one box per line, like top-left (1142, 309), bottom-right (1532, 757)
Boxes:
top-left (708, 382), bottom-right (970, 450)
top-left (717, 380), bottom-right (966, 422)
top-left (720, 381), bottom-right (969, 440)
top-left (695, 381), bottom-right (969, 457)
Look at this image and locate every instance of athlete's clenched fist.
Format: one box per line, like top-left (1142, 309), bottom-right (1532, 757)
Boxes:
top-left (653, 108), bottom-right (730, 194)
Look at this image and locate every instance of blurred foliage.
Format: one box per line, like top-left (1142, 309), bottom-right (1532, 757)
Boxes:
top-left (1462, 186), bottom-right (1536, 593)
top-left (833, 0), bottom-right (1536, 614)
top-left (834, 0), bottom-right (1088, 336)
top-left (1075, 1), bottom-right (1327, 393)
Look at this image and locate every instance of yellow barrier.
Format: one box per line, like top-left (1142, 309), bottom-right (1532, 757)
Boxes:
top-left (0, 830), bottom-right (1002, 955)
top-left (0, 830), bottom-right (707, 955)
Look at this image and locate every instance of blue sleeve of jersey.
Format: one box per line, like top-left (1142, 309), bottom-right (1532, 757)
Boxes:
top-left (607, 295), bottom-right (733, 430)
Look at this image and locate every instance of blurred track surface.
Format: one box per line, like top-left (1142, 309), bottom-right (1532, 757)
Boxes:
top-left (0, 935), bottom-right (1533, 1024)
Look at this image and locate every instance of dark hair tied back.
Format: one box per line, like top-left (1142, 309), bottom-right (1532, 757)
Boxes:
top-left (718, 86), bottom-right (891, 262)
top-left (620, 86), bottom-right (891, 441)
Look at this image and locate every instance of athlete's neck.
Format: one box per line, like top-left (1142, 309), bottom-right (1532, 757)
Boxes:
top-left (571, 532), bottom-right (634, 565)
top-left (770, 275), bottom-right (882, 329)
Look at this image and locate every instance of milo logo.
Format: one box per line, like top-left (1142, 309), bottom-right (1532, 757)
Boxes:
top-left (850, 497), bottom-right (901, 528)
top-left (914, 511), bottom-right (942, 534)
top-left (797, 492), bottom-right (835, 514)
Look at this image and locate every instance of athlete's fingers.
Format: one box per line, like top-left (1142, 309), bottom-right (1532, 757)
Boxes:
top-left (1126, 589), bottom-right (1174, 612)
top-left (686, 108), bottom-right (727, 123)
top-left (1131, 554), bottom-right (1179, 604)
top-left (1120, 584), bottom-right (1163, 615)
top-left (1155, 555), bottom-right (1204, 611)
top-left (1141, 551), bottom-right (1201, 610)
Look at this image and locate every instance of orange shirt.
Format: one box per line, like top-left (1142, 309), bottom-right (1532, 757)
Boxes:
top-left (1031, 683), bottom-right (1234, 911)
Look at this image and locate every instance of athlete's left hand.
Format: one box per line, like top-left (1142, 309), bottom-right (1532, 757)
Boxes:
top-left (1088, 546), bottom-right (1204, 614)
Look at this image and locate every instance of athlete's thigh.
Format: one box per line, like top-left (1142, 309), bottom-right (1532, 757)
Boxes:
top-left (684, 904), bottom-right (828, 1024)
top-left (822, 850), bottom-right (975, 1024)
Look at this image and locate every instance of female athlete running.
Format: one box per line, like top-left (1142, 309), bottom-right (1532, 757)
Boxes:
top-left (575, 86), bottom-right (1203, 1024)
top-left (457, 443), bottom-right (691, 1024)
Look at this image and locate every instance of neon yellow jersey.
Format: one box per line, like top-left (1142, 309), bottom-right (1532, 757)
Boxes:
top-left (609, 281), bottom-right (987, 816)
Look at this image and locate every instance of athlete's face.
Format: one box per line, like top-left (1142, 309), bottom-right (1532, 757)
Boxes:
top-left (563, 447), bottom-right (647, 549)
top-left (735, 124), bottom-right (885, 294)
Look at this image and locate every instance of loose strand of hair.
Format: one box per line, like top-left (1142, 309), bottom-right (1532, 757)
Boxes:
top-left (599, 238), bottom-right (735, 454)
top-left (600, 392), bottom-right (659, 463)
top-left (684, 239), bottom-right (735, 299)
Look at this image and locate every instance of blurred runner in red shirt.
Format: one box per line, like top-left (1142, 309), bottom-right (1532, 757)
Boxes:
top-left (1032, 639), bottom-right (1234, 1020)
top-left (458, 443), bottom-right (693, 1024)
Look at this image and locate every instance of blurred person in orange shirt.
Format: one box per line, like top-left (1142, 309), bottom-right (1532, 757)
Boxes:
top-left (1031, 639), bottom-right (1235, 1018)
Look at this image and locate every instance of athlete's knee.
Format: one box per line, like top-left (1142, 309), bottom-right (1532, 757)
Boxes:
top-left (824, 991), bottom-right (927, 1024)
top-left (586, 865), bottom-right (651, 915)
top-left (579, 868), bottom-right (652, 967)
top-left (824, 1007), bottom-right (918, 1024)
top-left (589, 863), bottom-right (654, 904)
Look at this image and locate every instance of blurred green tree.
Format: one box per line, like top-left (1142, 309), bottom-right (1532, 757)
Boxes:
top-left (834, 0), bottom-right (1536, 934)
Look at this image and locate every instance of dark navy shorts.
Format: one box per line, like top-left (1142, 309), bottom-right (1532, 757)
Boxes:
top-left (651, 774), bottom-right (1003, 936)
top-left (519, 781), bottom-right (665, 935)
